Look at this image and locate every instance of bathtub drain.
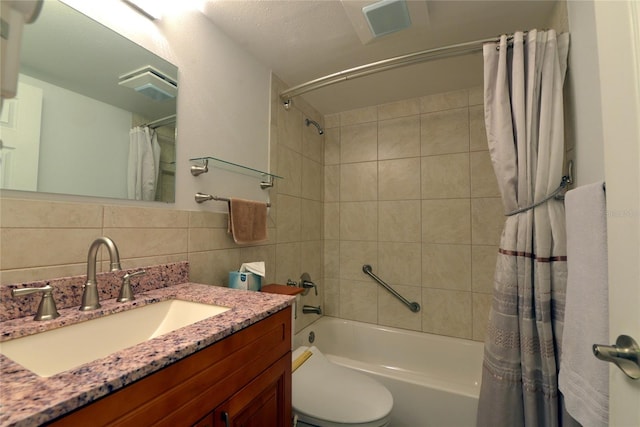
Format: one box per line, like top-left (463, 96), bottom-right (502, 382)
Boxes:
top-left (308, 331), bottom-right (315, 343)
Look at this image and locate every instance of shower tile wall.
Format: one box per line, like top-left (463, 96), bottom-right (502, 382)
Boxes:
top-left (271, 74), bottom-right (325, 332)
top-left (323, 88), bottom-right (501, 342)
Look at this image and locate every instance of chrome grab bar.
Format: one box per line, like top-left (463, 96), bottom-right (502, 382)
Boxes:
top-left (362, 265), bottom-right (420, 313)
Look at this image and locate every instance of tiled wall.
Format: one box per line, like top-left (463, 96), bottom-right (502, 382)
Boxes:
top-left (270, 75), bottom-right (325, 331)
top-left (0, 84), bottom-right (500, 342)
top-left (0, 73), bottom-right (324, 333)
top-left (322, 88), bottom-right (502, 342)
top-left (0, 197), bottom-right (279, 286)
top-left (0, 200), bottom-right (190, 285)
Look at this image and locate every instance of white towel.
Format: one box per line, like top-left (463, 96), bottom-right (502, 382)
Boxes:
top-left (559, 181), bottom-right (608, 427)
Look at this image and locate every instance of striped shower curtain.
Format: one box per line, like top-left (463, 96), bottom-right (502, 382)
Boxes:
top-left (476, 30), bottom-right (571, 427)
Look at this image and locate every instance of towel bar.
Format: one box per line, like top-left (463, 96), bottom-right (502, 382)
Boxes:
top-left (194, 193), bottom-right (271, 207)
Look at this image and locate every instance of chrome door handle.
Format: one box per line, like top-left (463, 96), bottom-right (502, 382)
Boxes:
top-left (593, 335), bottom-right (640, 379)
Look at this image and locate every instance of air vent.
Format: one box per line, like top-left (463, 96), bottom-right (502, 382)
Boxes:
top-left (118, 66), bottom-right (177, 101)
top-left (362, 0), bottom-right (411, 38)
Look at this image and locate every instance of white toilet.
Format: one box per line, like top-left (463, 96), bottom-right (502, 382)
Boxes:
top-left (292, 346), bottom-right (393, 427)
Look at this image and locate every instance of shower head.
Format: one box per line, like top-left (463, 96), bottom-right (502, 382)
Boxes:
top-left (305, 118), bottom-right (324, 135)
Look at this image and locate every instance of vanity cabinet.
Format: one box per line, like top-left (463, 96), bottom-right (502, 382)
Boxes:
top-left (195, 353), bottom-right (288, 427)
top-left (48, 307), bottom-right (292, 427)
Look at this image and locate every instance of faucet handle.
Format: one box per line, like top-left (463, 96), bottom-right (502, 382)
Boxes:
top-left (301, 280), bottom-right (318, 296)
top-left (117, 270), bottom-right (146, 302)
top-left (12, 285), bottom-right (60, 321)
top-left (286, 279), bottom-right (298, 287)
top-left (299, 272), bottom-right (317, 296)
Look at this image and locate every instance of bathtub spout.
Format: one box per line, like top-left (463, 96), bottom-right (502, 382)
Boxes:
top-left (302, 305), bottom-right (322, 315)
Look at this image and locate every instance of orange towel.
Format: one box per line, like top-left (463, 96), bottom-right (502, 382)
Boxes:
top-left (227, 198), bottom-right (268, 244)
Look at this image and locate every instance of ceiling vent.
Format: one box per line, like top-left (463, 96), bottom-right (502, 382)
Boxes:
top-left (362, 0), bottom-right (411, 38)
top-left (118, 66), bottom-right (177, 101)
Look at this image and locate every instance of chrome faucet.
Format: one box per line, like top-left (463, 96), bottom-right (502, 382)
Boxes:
top-left (302, 305), bottom-right (322, 315)
top-left (288, 272), bottom-right (318, 296)
top-left (80, 237), bottom-right (121, 311)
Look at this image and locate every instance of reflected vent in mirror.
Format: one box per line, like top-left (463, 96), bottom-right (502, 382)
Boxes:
top-left (119, 65), bottom-right (177, 101)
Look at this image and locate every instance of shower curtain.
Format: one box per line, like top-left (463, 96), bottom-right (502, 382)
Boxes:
top-left (127, 126), bottom-right (161, 201)
top-left (476, 30), bottom-right (570, 427)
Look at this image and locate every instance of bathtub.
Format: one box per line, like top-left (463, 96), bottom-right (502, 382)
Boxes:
top-left (293, 317), bottom-right (484, 427)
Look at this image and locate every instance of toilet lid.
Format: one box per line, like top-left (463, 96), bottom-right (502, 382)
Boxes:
top-left (292, 346), bottom-right (393, 425)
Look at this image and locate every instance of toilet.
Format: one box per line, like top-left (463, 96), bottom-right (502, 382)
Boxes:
top-left (292, 346), bottom-right (393, 427)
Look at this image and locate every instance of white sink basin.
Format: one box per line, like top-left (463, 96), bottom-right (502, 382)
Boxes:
top-left (0, 299), bottom-right (230, 377)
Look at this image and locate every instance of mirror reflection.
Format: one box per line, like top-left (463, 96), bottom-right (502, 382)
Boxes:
top-left (0, 0), bottom-right (177, 202)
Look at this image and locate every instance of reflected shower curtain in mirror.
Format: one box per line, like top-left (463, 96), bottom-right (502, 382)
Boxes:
top-left (127, 126), bottom-right (161, 201)
top-left (476, 30), bottom-right (571, 427)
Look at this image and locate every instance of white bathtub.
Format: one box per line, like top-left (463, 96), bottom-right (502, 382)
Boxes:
top-left (293, 317), bottom-right (484, 427)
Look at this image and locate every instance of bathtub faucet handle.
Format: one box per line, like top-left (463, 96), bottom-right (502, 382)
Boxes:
top-left (300, 272), bottom-right (317, 296)
top-left (302, 280), bottom-right (317, 296)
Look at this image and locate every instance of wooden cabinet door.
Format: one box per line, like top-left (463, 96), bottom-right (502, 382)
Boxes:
top-left (214, 353), bottom-right (291, 427)
top-left (193, 412), bottom-right (215, 427)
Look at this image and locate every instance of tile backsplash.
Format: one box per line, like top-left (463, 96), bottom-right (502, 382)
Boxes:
top-left (0, 199), bottom-right (240, 286)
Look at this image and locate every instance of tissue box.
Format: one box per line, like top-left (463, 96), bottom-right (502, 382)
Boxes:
top-left (228, 271), bottom-right (262, 291)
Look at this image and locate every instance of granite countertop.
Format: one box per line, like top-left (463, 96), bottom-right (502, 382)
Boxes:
top-left (0, 283), bottom-right (294, 427)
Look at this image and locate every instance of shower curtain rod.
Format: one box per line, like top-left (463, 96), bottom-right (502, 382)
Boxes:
top-left (144, 114), bottom-right (176, 129)
top-left (279, 35), bottom-right (503, 107)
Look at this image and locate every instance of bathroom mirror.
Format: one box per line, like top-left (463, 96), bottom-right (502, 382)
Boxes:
top-left (0, 0), bottom-right (177, 202)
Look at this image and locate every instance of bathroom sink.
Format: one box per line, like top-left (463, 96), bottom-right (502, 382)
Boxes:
top-left (0, 299), bottom-right (230, 377)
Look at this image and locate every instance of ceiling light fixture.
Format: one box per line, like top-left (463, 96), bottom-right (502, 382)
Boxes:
top-left (362, 0), bottom-right (412, 38)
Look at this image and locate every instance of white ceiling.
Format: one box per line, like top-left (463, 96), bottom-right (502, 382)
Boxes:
top-left (201, 0), bottom-right (559, 115)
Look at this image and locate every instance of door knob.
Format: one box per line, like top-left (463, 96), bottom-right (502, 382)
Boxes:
top-left (593, 335), bottom-right (640, 379)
